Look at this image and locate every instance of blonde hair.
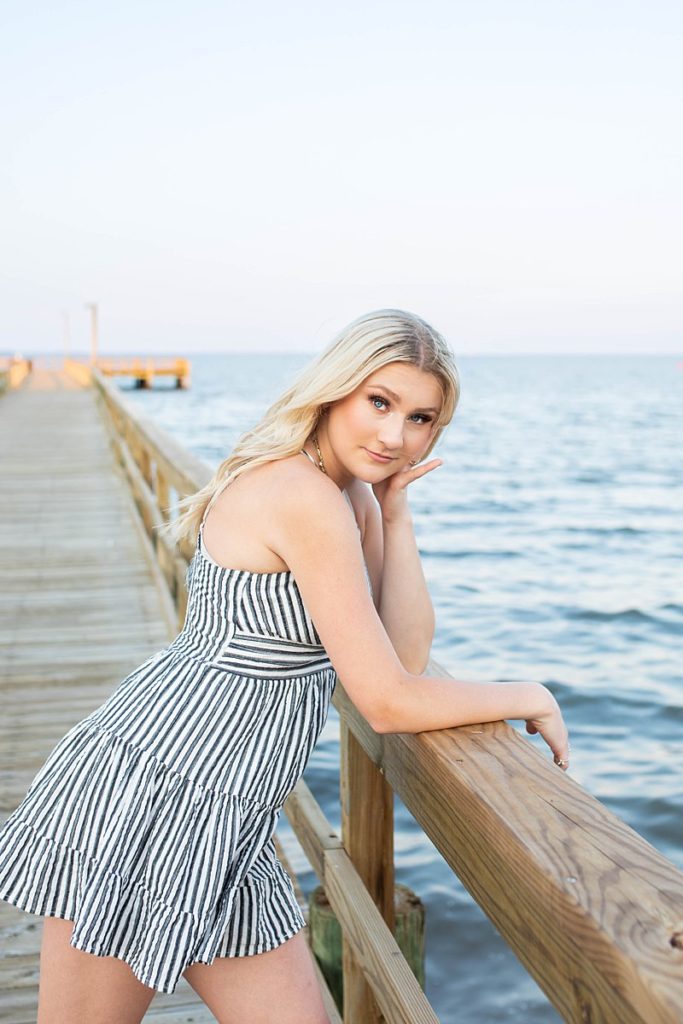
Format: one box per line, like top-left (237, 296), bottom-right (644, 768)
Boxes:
top-left (170, 308), bottom-right (460, 546)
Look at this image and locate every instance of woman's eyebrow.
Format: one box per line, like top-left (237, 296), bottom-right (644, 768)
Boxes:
top-left (367, 383), bottom-right (440, 414)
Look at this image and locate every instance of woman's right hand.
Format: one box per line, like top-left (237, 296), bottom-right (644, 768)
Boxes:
top-left (525, 687), bottom-right (571, 771)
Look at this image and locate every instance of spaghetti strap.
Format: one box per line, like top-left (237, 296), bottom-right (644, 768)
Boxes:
top-left (199, 476), bottom-right (233, 531)
top-left (299, 447), bottom-right (318, 468)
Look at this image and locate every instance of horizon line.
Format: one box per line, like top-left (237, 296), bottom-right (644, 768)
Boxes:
top-left (4, 349), bottom-right (681, 359)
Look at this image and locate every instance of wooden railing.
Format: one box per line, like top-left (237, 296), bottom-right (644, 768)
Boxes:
top-left (74, 362), bottom-right (683, 1024)
top-left (0, 356), bottom-right (32, 394)
top-left (63, 357), bottom-right (93, 387)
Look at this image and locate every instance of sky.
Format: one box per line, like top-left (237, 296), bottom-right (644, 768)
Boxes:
top-left (1, 1), bottom-right (681, 355)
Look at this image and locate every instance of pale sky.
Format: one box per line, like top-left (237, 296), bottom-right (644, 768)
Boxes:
top-left (1, 0), bottom-right (681, 355)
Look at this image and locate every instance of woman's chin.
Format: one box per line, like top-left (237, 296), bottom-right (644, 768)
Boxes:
top-left (352, 459), bottom-right (403, 483)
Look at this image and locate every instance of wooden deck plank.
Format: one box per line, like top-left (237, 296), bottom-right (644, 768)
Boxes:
top-left (0, 372), bottom-right (215, 1021)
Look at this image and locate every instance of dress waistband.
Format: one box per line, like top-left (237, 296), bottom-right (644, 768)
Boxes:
top-left (166, 629), bottom-right (333, 680)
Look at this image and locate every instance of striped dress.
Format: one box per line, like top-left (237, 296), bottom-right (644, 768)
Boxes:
top-left (0, 472), bottom-right (359, 994)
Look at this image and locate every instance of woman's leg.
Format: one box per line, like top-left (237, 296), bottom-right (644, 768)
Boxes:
top-left (37, 917), bottom-right (157, 1024)
top-left (183, 929), bottom-right (331, 1024)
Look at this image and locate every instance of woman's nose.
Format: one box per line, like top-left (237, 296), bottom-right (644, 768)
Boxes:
top-left (376, 413), bottom-right (404, 450)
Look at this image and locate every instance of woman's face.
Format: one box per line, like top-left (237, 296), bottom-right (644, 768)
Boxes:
top-left (321, 361), bottom-right (443, 486)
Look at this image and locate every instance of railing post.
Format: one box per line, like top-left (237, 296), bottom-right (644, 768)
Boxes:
top-left (340, 719), bottom-right (395, 1023)
top-left (155, 469), bottom-right (170, 521)
top-left (138, 444), bottom-right (152, 489)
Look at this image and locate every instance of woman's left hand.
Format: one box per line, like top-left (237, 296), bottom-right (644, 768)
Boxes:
top-left (372, 458), bottom-right (443, 523)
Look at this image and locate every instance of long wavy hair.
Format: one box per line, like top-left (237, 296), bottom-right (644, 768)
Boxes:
top-left (170, 309), bottom-right (460, 546)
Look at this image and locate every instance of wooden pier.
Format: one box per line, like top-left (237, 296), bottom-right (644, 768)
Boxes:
top-left (0, 370), bottom-right (205, 1022)
top-left (2, 363), bottom-right (683, 1023)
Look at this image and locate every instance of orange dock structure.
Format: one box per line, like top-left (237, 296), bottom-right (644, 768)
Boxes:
top-left (96, 356), bottom-right (190, 389)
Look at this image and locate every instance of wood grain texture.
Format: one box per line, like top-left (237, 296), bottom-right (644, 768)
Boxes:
top-left (340, 718), bottom-right (395, 1023)
top-left (332, 673), bottom-right (683, 1024)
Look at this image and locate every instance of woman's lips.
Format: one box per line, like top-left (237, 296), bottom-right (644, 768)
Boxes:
top-left (364, 448), bottom-right (395, 463)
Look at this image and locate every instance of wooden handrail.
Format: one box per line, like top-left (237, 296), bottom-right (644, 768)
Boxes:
top-left (0, 356), bottom-right (32, 394)
top-left (286, 781), bottom-right (437, 1024)
top-left (89, 368), bottom-right (208, 493)
top-left (333, 684), bottom-right (683, 1023)
top-left (63, 358), bottom-right (92, 387)
top-left (80, 360), bottom-right (683, 1023)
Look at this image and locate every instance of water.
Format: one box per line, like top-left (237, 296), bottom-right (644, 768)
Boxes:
top-left (122, 353), bottom-right (682, 1022)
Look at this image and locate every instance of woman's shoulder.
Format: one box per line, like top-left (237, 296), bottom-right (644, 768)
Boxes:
top-left (246, 452), bottom-right (342, 504)
top-left (203, 454), bottom-right (350, 574)
top-left (252, 456), bottom-right (362, 564)
top-left (220, 454), bottom-right (349, 530)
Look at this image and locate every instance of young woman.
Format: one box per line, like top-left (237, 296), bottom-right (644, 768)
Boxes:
top-left (0, 309), bottom-right (569, 1023)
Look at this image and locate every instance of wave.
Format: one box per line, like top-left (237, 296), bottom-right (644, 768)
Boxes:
top-left (421, 549), bottom-right (523, 560)
top-left (565, 607), bottom-right (670, 626)
top-left (562, 525), bottom-right (647, 536)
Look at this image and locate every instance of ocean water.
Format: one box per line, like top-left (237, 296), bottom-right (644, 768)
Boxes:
top-left (122, 353), bottom-right (682, 1023)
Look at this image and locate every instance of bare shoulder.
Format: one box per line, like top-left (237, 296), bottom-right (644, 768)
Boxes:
top-left (210, 452), bottom-right (337, 511)
top-left (203, 453), bottom-right (349, 573)
top-left (252, 453), bottom-right (342, 505)
top-left (234, 454), bottom-right (351, 525)
top-left (264, 456), bottom-right (358, 543)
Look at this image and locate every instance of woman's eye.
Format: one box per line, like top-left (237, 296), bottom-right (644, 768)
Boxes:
top-left (370, 395), bottom-right (388, 410)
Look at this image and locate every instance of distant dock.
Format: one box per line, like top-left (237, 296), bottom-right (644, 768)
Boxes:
top-left (96, 356), bottom-right (190, 389)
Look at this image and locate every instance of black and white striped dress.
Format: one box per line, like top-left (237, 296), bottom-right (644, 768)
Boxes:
top-left (0, 468), bottom-right (357, 994)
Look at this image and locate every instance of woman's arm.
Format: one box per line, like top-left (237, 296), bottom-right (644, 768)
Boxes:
top-left (361, 493), bottom-right (435, 674)
top-left (269, 464), bottom-right (570, 769)
top-left (363, 458), bottom-right (443, 674)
